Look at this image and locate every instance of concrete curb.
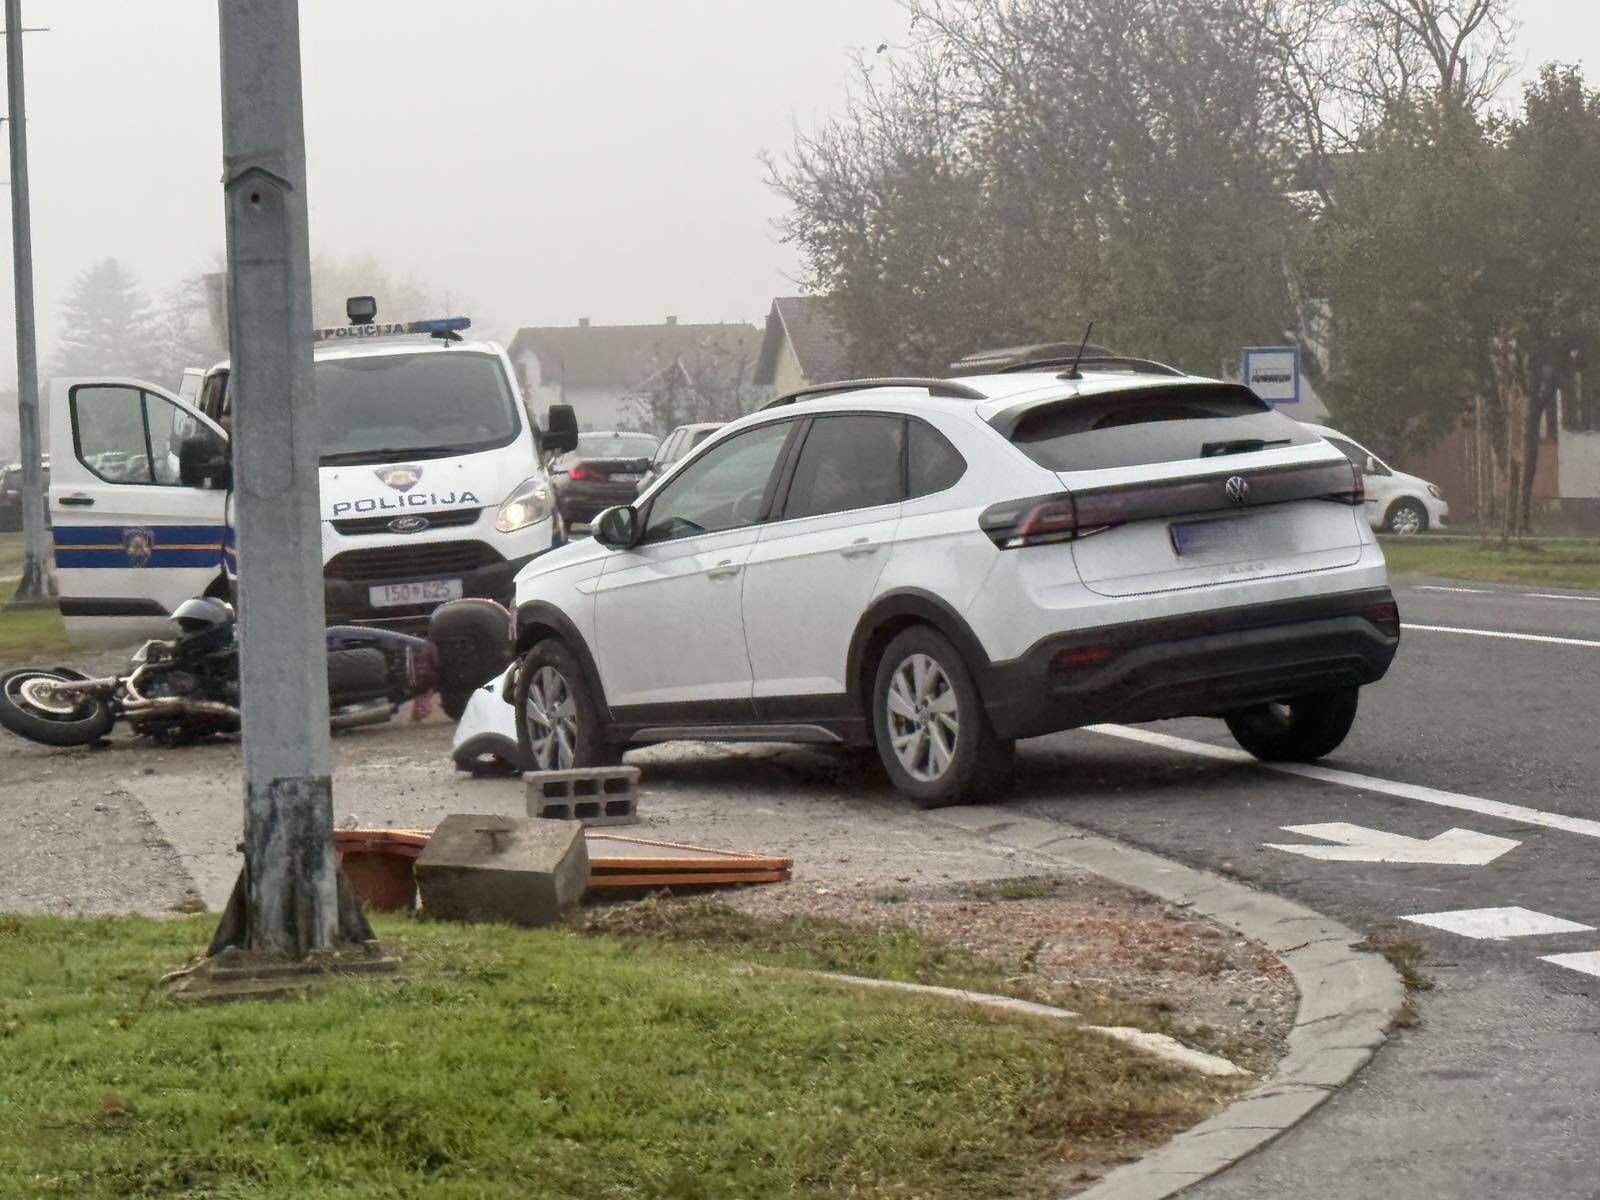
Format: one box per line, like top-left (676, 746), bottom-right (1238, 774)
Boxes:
top-left (922, 807), bottom-right (1405, 1200)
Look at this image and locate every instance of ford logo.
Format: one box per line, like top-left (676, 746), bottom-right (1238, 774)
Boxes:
top-left (388, 514), bottom-right (430, 534)
top-left (1224, 476), bottom-right (1250, 505)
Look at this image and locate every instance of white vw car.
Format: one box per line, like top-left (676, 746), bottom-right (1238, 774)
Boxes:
top-left (490, 357), bottom-right (1401, 807)
top-left (1304, 423), bottom-right (1449, 536)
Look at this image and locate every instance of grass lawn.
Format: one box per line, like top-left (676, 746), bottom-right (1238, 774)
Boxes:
top-left (0, 915), bottom-right (1235, 1200)
top-left (1382, 537), bottom-right (1600, 591)
top-left (0, 602), bottom-right (68, 660)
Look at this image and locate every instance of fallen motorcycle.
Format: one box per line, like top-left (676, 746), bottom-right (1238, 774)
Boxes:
top-left (0, 597), bottom-right (439, 749)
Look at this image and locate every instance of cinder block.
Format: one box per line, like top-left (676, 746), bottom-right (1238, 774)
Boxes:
top-left (526, 766), bottom-right (640, 827)
top-left (415, 814), bottom-right (588, 926)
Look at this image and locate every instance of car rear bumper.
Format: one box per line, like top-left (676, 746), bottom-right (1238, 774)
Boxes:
top-left (557, 481), bottom-right (641, 523)
top-left (979, 587), bottom-right (1400, 741)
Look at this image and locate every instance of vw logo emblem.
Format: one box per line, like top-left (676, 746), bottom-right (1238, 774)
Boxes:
top-left (1224, 476), bottom-right (1251, 505)
top-left (388, 514), bottom-right (430, 534)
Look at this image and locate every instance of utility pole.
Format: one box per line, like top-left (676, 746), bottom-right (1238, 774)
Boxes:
top-left (4, 0), bottom-right (46, 605)
top-left (209, 0), bottom-right (364, 957)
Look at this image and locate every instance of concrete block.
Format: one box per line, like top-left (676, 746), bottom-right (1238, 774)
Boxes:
top-left (415, 815), bottom-right (588, 926)
top-left (527, 766), bottom-right (640, 827)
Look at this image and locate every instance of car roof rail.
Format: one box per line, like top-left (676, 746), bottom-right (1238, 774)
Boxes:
top-left (761, 376), bottom-right (989, 411)
top-left (995, 355), bottom-right (1186, 378)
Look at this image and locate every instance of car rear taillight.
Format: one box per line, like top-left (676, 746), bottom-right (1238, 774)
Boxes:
top-left (1367, 600), bottom-right (1400, 636)
top-left (1325, 461), bottom-right (1364, 506)
top-left (980, 492), bottom-right (1104, 548)
top-left (568, 465), bottom-right (594, 481)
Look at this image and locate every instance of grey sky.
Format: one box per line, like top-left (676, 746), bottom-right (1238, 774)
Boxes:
top-left (2, 0), bottom-right (1595, 389)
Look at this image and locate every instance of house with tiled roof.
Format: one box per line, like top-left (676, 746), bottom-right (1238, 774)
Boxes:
top-left (753, 296), bottom-right (853, 395)
top-left (508, 317), bottom-right (763, 432)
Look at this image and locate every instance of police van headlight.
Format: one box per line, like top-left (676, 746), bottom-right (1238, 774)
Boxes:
top-left (495, 477), bottom-right (554, 533)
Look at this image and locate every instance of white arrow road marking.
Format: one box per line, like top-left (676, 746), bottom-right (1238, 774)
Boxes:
top-left (1402, 622), bottom-right (1600, 648)
top-left (1088, 725), bottom-right (1600, 841)
top-left (1266, 822), bottom-right (1519, 865)
top-left (1541, 951), bottom-right (1600, 978)
top-left (1404, 907), bottom-right (1596, 940)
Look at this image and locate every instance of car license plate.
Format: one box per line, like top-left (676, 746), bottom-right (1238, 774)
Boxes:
top-left (368, 578), bottom-right (463, 608)
top-left (1170, 518), bottom-right (1255, 557)
top-left (611, 472), bottom-right (642, 483)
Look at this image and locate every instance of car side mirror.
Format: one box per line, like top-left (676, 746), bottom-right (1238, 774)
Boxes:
top-left (592, 505), bottom-right (640, 550)
top-left (179, 430), bottom-right (232, 490)
top-left (543, 403), bottom-right (578, 455)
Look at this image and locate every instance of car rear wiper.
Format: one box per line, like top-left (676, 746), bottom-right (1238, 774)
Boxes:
top-left (1201, 438), bottom-right (1290, 458)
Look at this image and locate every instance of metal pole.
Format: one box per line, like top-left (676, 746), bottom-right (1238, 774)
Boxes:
top-left (212, 0), bottom-right (341, 956)
top-left (4, 0), bottom-right (46, 604)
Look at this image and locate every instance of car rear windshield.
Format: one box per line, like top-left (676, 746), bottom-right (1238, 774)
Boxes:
top-left (575, 432), bottom-right (660, 460)
top-left (317, 351), bottom-right (519, 465)
top-left (1006, 384), bottom-right (1319, 472)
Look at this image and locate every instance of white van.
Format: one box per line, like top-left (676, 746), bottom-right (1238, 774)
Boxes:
top-left (47, 313), bottom-right (577, 647)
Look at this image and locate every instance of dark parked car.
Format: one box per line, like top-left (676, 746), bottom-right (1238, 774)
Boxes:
top-left (549, 431), bottom-right (661, 525)
top-left (0, 465), bottom-right (48, 533)
top-left (636, 421), bottom-right (724, 494)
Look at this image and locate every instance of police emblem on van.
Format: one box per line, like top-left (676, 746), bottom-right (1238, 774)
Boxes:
top-left (388, 515), bottom-right (430, 534)
top-left (121, 526), bottom-right (155, 568)
top-left (375, 465), bottom-right (423, 492)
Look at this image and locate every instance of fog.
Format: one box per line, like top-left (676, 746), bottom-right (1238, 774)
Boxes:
top-left (0, 0), bottom-right (1593, 399)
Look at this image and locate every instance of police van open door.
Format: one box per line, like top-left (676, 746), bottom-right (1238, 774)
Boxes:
top-left (48, 377), bottom-right (230, 646)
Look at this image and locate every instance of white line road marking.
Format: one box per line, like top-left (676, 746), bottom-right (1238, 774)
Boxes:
top-left (1088, 724), bottom-right (1600, 841)
top-left (1413, 585), bottom-right (1494, 594)
top-left (1403, 907), bottom-right (1596, 940)
top-left (1401, 622), bottom-right (1600, 648)
top-left (1541, 951), bottom-right (1600, 978)
top-left (1522, 592), bottom-right (1600, 603)
top-left (1265, 823), bottom-right (1519, 865)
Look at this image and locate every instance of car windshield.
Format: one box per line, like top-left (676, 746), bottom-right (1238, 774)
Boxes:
top-left (316, 351), bottom-right (519, 464)
top-left (574, 432), bottom-right (659, 460)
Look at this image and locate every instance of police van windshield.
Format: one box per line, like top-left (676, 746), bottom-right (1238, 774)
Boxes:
top-left (316, 351), bottom-right (520, 465)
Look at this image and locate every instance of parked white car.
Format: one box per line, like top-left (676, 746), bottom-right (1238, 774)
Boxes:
top-left (482, 359), bottom-right (1400, 807)
top-left (1303, 424), bottom-right (1448, 535)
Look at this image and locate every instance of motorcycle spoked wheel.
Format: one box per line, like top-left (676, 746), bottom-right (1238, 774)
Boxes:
top-left (0, 668), bottom-right (117, 747)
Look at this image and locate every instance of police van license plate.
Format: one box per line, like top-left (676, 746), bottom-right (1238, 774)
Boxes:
top-left (369, 579), bottom-right (463, 608)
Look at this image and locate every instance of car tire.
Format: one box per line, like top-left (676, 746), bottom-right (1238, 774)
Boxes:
top-left (1385, 499), bottom-right (1428, 535)
top-left (871, 626), bottom-right (1013, 809)
top-left (513, 638), bottom-right (616, 772)
top-left (1225, 687), bottom-right (1360, 763)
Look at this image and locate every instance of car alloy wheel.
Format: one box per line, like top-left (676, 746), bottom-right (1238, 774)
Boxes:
top-left (523, 664), bottom-right (577, 770)
top-left (1387, 501), bottom-right (1425, 535)
top-left (885, 652), bottom-right (960, 782)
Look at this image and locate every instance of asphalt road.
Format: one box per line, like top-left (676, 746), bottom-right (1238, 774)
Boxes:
top-left (1008, 574), bottom-right (1600, 1198)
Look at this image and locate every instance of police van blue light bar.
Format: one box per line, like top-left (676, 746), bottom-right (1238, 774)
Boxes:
top-left (312, 316), bottom-right (472, 343)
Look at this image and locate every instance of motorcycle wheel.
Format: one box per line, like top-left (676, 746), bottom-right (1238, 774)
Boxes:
top-left (327, 648), bottom-right (390, 701)
top-left (0, 668), bottom-right (117, 747)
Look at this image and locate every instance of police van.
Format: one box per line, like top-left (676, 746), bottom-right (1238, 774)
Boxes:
top-left (47, 301), bottom-right (578, 649)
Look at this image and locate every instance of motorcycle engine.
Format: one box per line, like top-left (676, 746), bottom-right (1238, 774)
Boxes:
top-left (140, 670), bottom-right (201, 700)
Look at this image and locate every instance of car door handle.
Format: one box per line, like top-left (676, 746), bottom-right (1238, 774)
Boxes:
top-left (59, 495), bottom-right (94, 507)
top-left (706, 560), bottom-right (740, 580)
top-left (840, 538), bottom-right (878, 558)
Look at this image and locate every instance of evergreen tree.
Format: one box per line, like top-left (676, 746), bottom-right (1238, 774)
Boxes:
top-left (50, 258), bottom-right (160, 379)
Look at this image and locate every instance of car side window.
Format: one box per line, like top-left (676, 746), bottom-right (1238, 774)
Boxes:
top-left (907, 419), bottom-right (966, 497)
top-left (1327, 435), bottom-right (1391, 478)
top-left (641, 420), bottom-right (793, 543)
top-left (71, 385), bottom-right (193, 486)
top-left (656, 429), bottom-right (683, 466)
top-left (780, 415), bottom-right (905, 520)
